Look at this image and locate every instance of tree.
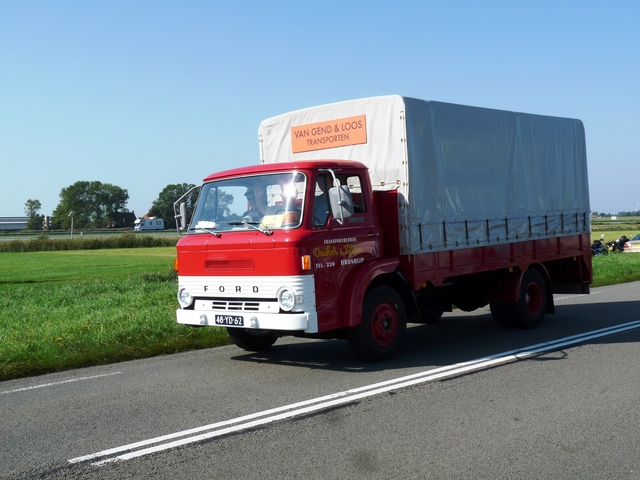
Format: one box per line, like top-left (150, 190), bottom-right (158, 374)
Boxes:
top-left (91, 182), bottom-right (129, 227)
top-left (24, 199), bottom-right (45, 230)
top-left (149, 183), bottom-right (197, 229)
top-left (52, 181), bottom-right (129, 229)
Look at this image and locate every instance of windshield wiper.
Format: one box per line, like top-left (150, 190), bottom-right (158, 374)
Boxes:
top-left (228, 220), bottom-right (273, 236)
top-left (193, 227), bottom-right (221, 237)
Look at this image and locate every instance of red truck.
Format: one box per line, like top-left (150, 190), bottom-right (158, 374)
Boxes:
top-left (174, 96), bottom-right (591, 361)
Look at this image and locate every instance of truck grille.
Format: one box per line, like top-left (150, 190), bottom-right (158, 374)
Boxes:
top-left (211, 300), bottom-right (260, 311)
top-left (206, 259), bottom-right (255, 270)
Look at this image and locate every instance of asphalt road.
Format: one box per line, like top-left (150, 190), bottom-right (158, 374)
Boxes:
top-left (2, 282), bottom-right (639, 479)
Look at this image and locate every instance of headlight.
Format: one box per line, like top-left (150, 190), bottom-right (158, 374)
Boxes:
top-left (178, 287), bottom-right (193, 307)
top-left (278, 288), bottom-right (296, 311)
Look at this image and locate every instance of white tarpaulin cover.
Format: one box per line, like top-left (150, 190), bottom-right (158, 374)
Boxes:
top-left (259, 95), bottom-right (590, 254)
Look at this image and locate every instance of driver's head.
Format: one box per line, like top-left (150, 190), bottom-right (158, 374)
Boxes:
top-left (250, 182), bottom-right (267, 213)
top-left (245, 189), bottom-right (257, 207)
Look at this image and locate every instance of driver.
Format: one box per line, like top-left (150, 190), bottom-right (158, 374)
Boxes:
top-left (242, 184), bottom-right (267, 221)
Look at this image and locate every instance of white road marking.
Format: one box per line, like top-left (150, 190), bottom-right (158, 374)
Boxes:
top-left (553, 290), bottom-right (603, 302)
top-left (1, 372), bottom-right (122, 395)
top-left (68, 321), bottom-right (640, 466)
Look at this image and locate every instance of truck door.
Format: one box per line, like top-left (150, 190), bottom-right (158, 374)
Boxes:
top-left (311, 172), bottom-right (380, 332)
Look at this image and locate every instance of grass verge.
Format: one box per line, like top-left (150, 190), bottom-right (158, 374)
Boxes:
top-left (591, 253), bottom-right (640, 287)
top-left (0, 248), bottom-right (232, 381)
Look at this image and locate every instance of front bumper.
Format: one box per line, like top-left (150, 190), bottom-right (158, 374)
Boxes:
top-left (176, 308), bottom-right (318, 333)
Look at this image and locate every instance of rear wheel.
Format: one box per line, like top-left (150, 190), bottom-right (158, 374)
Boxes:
top-left (227, 328), bottom-right (278, 351)
top-left (514, 268), bottom-right (548, 328)
top-left (415, 296), bottom-right (445, 323)
top-left (490, 302), bottom-right (515, 328)
top-left (420, 305), bottom-right (444, 324)
top-left (490, 268), bottom-right (548, 329)
top-left (348, 286), bottom-right (406, 361)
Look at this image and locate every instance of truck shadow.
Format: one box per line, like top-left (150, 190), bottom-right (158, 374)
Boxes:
top-left (229, 299), bottom-right (640, 373)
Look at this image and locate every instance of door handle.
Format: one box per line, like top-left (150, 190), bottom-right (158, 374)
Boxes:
top-left (367, 232), bottom-right (379, 238)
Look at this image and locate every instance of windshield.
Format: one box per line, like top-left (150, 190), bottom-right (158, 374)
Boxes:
top-left (188, 172), bottom-right (306, 234)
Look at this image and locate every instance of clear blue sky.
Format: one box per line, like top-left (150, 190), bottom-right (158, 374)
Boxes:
top-left (1, 1), bottom-right (638, 218)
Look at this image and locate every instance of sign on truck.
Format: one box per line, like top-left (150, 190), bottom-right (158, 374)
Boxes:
top-left (174, 95), bottom-right (591, 361)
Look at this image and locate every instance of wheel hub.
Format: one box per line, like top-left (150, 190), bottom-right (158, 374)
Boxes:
top-left (371, 303), bottom-right (398, 346)
top-left (525, 283), bottom-right (542, 315)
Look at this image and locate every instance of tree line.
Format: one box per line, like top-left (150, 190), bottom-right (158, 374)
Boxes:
top-left (24, 181), bottom-right (196, 231)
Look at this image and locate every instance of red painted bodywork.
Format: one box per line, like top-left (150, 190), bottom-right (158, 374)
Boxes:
top-left (374, 189), bottom-right (592, 296)
top-left (177, 161), bottom-right (592, 334)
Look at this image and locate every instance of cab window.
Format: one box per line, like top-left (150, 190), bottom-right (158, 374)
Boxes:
top-left (312, 173), bottom-right (366, 227)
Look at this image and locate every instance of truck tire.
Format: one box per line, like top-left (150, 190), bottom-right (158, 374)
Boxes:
top-left (227, 328), bottom-right (278, 351)
top-left (513, 268), bottom-right (548, 328)
top-left (489, 303), bottom-right (515, 328)
top-left (490, 268), bottom-right (548, 329)
top-left (348, 286), bottom-right (406, 361)
top-left (420, 305), bottom-right (444, 324)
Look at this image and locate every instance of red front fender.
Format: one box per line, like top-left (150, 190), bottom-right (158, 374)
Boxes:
top-left (344, 258), bottom-right (400, 327)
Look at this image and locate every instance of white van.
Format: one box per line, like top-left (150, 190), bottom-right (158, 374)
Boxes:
top-left (134, 217), bottom-right (165, 231)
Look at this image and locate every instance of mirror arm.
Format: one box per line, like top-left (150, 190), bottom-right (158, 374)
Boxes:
top-left (173, 185), bottom-right (201, 235)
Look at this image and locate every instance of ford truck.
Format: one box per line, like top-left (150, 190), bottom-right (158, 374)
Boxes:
top-left (173, 95), bottom-right (591, 361)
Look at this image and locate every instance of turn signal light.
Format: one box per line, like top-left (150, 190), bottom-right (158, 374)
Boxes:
top-left (173, 258), bottom-right (179, 272)
top-left (301, 255), bottom-right (311, 271)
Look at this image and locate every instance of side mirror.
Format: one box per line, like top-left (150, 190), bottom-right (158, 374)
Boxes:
top-left (174, 202), bottom-right (188, 233)
top-left (173, 185), bottom-right (201, 235)
top-left (328, 185), bottom-right (353, 224)
top-left (179, 202), bottom-right (188, 230)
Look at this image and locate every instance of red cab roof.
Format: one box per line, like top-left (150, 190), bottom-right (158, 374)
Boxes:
top-left (203, 160), bottom-right (368, 182)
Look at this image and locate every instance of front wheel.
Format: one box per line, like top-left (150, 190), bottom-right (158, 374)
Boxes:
top-left (227, 328), bottom-right (278, 351)
top-left (348, 286), bottom-right (407, 361)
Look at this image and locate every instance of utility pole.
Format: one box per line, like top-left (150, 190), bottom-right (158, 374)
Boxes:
top-left (68, 211), bottom-right (74, 239)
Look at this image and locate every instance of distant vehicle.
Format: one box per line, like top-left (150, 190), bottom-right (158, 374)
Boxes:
top-left (591, 235), bottom-right (608, 256)
top-left (624, 233), bottom-right (640, 253)
top-left (134, 217), bottom-right (165, 231)
top-left (0, 217), bottom-right (28, 231)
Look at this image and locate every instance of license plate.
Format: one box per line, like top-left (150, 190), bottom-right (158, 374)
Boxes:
top-left (214, 315), bottom-right (244, 326)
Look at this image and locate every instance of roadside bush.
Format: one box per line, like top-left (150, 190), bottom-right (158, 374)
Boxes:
top-left (0, 233), bottom-right (178, 252)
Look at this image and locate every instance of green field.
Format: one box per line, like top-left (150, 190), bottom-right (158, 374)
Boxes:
top-left (591, 217), bottom-right (640, 234)
top-left (2, 247), bottom-right (176, 283)
top-left (1, 241), bottom-right (640, 381)
top-left (0, 248), bottom-right (230, 381)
